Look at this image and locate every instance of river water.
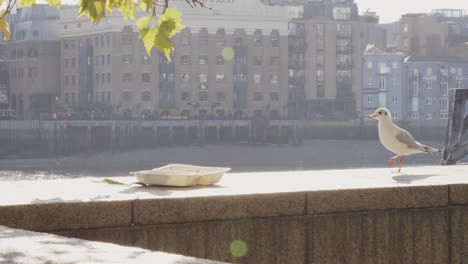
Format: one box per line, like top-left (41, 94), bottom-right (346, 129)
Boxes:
top-left (0, 139), bottom-right (454, 181)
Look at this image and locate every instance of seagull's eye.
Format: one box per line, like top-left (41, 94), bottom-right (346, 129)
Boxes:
top-left (378, 111), bottom-right (382, 115)
top-left (385, 112), bottom-right (388, 115)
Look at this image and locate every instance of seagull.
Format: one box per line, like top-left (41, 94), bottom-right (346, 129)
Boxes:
top-left (368, 107), bottom-right (441, 172)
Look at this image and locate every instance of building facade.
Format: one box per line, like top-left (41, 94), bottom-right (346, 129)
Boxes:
top-left (362, 54), bottom-right (468, 123)
top-left (404, 56), bottom-right (468, 123)
top-left (59, 0), bottom-right (290, 119)
top-left (4, 5), bottom-right (61, 119)
top-left (362, 45), bottom-right (405, 122)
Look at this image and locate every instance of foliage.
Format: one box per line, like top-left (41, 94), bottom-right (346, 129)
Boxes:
top-left (0, 0), bottom-right (209, 60)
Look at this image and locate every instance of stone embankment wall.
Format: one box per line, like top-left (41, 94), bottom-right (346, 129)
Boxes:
top-left (0, 166), bottom-right (466, 263)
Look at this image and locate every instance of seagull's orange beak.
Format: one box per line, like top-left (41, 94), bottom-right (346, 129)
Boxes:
top-left (368, 114), bottom-right (377, 119)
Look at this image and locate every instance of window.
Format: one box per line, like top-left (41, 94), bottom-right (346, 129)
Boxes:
top-left (253, 74), bottom-right (262, 84)
top-left (216, 73), bottom-right (224, 82)
top-left (440, 98), bottom-right (448, 111)
top-left (253, 56), bottom-right (263, 66)
top-left (142, 73), bottom-right (150, 83)
top-left (216, 37), bottom-right (224, 47)
top-left (316, 24), bottom-right (324, 36)
top-left (440, 83), bottom-right (448, 95)
top-left (254, 92), bottom-right (263, 101)
top-left (425, 98), bottom-right (433, 105)
top-left (100, 36), bottom-right (104, 47)
top-left (235, 37), bottom-right (243, 46)
top-left (426, 82), bottom-right (432, 89)
top-left (141, 91), bottom-right (152, 101)
top-left (122, 73), bottom-right (132, 82)
top-left (101, 55), bottom-right (105, 65)
top-left (101, 73), bottom-right (105, 84)
top-left (392, 62), bottom-right (398, 69)
top-left (270, 74), bottom-right (279, 84)
top-left (71, 75), bottom-right (76, 85)
top-left (122, 55), bottom-right (133, 64)
top-left (253, 37), bottom-right (262, 47)
top-left (121, 35), bottom-right (132, 45)
top-left (200, 84), bottom-right (208, 90)
top-left (64, 25), bottom-right (68, 30)
top-left (71, 58), bottom-right (76, 67)
top-left (65, 76), bottom-right (69, 85)
top-left (367, 61), bottom-right (373, 69)
top-left (216, 92), bottom-right (225, 101)
top-left (181, 91), bottom-right (191, 101)
top-left (199, 56), bottom-right (208, 65)
top-left (393, 78), bottom-right (398, 85)
top-left (392, 96), bottom-right (398, 103)
top-left (106, 35), bottom-right (110, 47)
top-left (457, 82), bottom-right (463, 88)
top-left (367, 95), bottom-right (373, 102)
top-left (95, 73), bottom-right (99, 84)
top-left (316, 70), bottom-right (324, 82)
top-left (142, 55), bottom-right (151, 64)
top-left (199, 92), bottom-right (208, 101)
top-left (199, 36), bottom-right (208, 47)
top-left (403, 23), bottom-right (409, 32)
top-left (271, 92), bottom-right (279, 101)
top-left (64, 40), bottom-right (69, 49)
top-left (181, 36), bottom-right (190, 46)
top-left (107, 55), bottom-right (111, 64)
top-left (182, 73), bottom-right (190, 82)
top-left (440, 113), bottom-right (449, 119)
top-left (392, 112), bottom-right (398, 119)
top-left (458, 68), bottom-right (463, 76)
top-left (107, 73), bottom-right (111, 83)
top-left (71, 40), bottom-right (76, 49)
top-left (271, 37), bottom-right (279, 47)
top-left (235, 73), bottom-right (247, 82)
top-left (367, 78), bottom-right (373, 85)
top-left (199, 73), bottom-right (208, 83)
top-left (65, 59), bottom-right (69, 68)
top-left (333, 7), bottom-right (351, 20)
top-left (181, 56), bottom-right (191, 65)
top-left (216, 56), bottom-right (224, 65)
top-left (316, 55), bottom-right (324, 66)
top-left (317, 38), bottom-right (324, 50)
top-left (411, 82), bottom-right (418, 95)
top-left (95, 56), bottom-right (98, 65)
top-left (270, 56), bottom-right (279, 66)
top-left (379, 77), bottom-right (386, 90)
top-left (426, 68), bottom-right (432, 76)
top-left (425, 113), bottom-right (433, 120)
top-left (412, 113), bottom-right (419, 119)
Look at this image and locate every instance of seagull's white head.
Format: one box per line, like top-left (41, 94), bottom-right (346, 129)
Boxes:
top-left (368, 107), bottom-right (392, 121)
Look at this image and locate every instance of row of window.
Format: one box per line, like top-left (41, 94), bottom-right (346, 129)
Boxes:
top-left (63, 35), bottom-right (111, 49)
top-left (411, 82), bottom-right (461, 95)
top-left (365, 96), bottom-right (449, 110)
top-left (179, 91), bottom-right (280, 102)
top-left (95, 73), bottom-right (112, 85)
top-left (9, 48), bottom-right (38, 59)
top-left (179, 36), bottom-right (280, 48)
top-left (179, 55), bottom-right (280, 66)
top-left (411, 113), bottom-right (449, 120)
top-left (411, 67), bottom-right (464, 77)
top-left (10, 68), bottom-right (38, 80)
top-left (367, 61), bottom-right (399, 70)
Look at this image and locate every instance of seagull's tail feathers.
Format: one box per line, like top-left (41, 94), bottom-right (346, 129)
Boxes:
top-left (422, 146), bottom-right (442, 153)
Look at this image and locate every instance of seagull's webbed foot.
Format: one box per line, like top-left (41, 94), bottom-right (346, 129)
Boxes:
top-left (388, 155), bottom-right (400, 167)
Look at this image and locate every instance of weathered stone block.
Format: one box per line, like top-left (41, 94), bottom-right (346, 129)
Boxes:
top-left (52, 226), bottom-right (134, 247)
top-left (133, 217), bottom-right (306, 264)
top-left (308, 208), bottom-right (449, 264)
top-left (451, 206), bottom-right (468, 264)
top-left (134, 192), bottom-right (306, 225)
top-left (449, 184), bottom-right (468, 205)
top-left (307, 186), bottom-right (447, 214)
top-left (0, 201), bottom-right (132, 232)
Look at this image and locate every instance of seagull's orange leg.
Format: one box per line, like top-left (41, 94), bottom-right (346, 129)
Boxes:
top-left (398, 156), bottom-right (404, 173)
top-left (389, 155), bottom-right (400, 167)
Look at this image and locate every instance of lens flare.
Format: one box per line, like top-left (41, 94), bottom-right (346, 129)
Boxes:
top-left (229, 239), bottom-right (248, 257)
top-left (222, 47), bottom-right (235, 61)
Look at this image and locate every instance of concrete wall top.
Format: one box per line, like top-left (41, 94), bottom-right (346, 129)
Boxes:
top-left (0, 165), bottom-right (467, 231)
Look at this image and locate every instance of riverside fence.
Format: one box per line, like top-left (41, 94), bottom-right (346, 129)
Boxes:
top-left (0, 120), bottom-right (304, 157)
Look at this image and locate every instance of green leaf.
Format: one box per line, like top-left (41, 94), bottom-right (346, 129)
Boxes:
top-left (154, 28), bottom-right (174, 61)
top-left (139, 0), bottom-right (152, 13)
top-left (19, 0), bottom-right (36, 6)
top-left (44, 0), bottom-right (61, 9)
top-left (78, 0), bottom-right (107, 24)
top-left (118, 0), bottom-right (136, 20)
top-left (158, 7), bottom-right (185, 38)
top-left (140, 27), bottom-right (158, 55)
top-left (136, 16), bottom-right (153, 30)
top-left (0, 16), bottom-right (10, 41)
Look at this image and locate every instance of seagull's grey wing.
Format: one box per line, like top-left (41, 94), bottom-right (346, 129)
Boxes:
top-left (396, 129), bottom-right (424, 151)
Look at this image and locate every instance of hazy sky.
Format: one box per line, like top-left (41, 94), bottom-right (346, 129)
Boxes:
top-left (355, 0), bottom-right (467, 24)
